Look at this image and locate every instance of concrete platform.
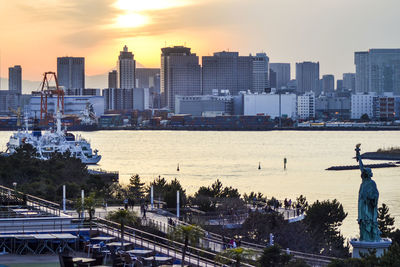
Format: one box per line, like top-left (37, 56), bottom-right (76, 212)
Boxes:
top-left (350, 238), bottom-right (392, 258)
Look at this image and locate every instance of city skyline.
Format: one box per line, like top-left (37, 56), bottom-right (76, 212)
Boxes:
top-left (1, 0), bottom-right (400, 81)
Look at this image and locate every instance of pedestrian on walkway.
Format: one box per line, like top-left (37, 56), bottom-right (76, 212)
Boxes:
top-left (142, 206), bottom-right (147, 219)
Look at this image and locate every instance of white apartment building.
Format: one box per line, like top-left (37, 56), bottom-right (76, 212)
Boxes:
top-left (297, 92), bottom-right (315, 120)
top-left (351, 93), bottom-right (378, 119)
top-left (243, 93), bottom-right (297, 118)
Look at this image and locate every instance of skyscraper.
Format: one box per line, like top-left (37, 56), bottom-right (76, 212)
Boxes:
top-left (355, 49), bottom-right (400, 95)
top-left (57, 57), bottom-right (85, 90)
top-left (270, 63), bottom-right (291, 90)
top-left (322, 74), bottom-right (335, 93)
top-left (296, 62), bottom-right (320, 95)
top-left (252, 53), bottom-right (269, 93)
top-left (354, 52), bottom-right (369, 93)
top-left (161, 46), bottom-right (201, 111)
top-left (202, 51), bottom-right (252, 95)
top-left (342, 73), bottom-right (355, 92)
top-left (8, 65), bottom-right (22, 93)
top-left (336, 79), bottom-right (343, 91)
top-left (117, 45), bottom-right (136, 89)
top-left (269, 68), bottom-right (277, 89)
top-left (108, 70), bottom-right (117, 88)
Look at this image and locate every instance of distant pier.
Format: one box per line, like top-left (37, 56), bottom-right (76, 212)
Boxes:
top-left (326, 162), bottom-right (398, 171)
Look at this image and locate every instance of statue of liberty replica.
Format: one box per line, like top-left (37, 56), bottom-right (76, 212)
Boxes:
top-left (350, 144), bottom-right (391, 258)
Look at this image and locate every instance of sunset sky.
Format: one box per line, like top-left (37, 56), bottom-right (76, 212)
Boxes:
top-left (1, 0), bottom-right (400, 83)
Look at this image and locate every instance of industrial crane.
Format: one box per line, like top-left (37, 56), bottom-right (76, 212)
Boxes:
top-left (38, 72), bottom-right (64, 125)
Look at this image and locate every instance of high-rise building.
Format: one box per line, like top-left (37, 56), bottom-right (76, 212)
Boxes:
top-left (135, 68), bottom-right (160, 88)
top-left (269, 69), bottom-right (277, 89)
top-left (296, 62), bottom-right (320, 95)
top-left (136, 68), bottom-right (161, 109)
top-left (322, 74), bottom-right (335, 93)
top-left (117, 45), bottom-right (136, 89)
top-left (336, 79), bottom-right (343, 91)
top-left (103, 88), bottom-right (149, 111)
top-left (270, 63), bottom-right (291, 90)
top-left (161, 46), bottom-right (201, 111)
top-left (108, 70), bottom-right (117, 89)
top-left (252, 53), bottom-right (269, 93)
top-left (57, 57), bottom-right (85, 90)
top-left (354, 52), bottom-right (369, 93)
top-left (343, 73), bottom-right (355, 93)
top-left (202, 51), bottom-right (252, 96)
top-left (355, 49), bottom-right (400, 95)
top-left (8, 65), bottom-right (22, 93)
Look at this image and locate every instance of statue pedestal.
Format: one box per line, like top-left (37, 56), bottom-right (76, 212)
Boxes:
top-left (350, 238), bottom-right (392, 258)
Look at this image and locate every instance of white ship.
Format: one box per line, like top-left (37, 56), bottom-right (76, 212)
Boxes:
top-left (6, 112), bottom-right (101, 164)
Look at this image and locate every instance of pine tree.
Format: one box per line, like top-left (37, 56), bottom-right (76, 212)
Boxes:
top-left (378, 203), bottom-right (395, 237)
top-left (127, 174), bottom-right (145, 201)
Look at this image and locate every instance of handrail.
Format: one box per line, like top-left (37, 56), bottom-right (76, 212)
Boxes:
top-left (0, 184), bottom-right (60, 216)
top-left (146, 214), bottom-right (337, 263)
top-left (96, 218), bottom-right (255, 267)
top-left (0, 185), bottom-right (60, 207)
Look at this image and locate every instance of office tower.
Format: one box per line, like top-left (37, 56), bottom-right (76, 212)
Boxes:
top-left (136, 68), bottom-right (161, 109)
top-left (322, 74), bottom-right (335, 93)
top-left (337, 79), bottom-right (343, 91)
top-left (202, 51), bottom-right (252, 96)
top-left (252, 53), bottom-right (269, 93)
top-left (269, 69), bottom-right (277, 89)
top-left (161, 46), bottom-right (201, 111)
top-left (270, 63), bottom-right (291, 90)
top-left (355, 49), bottom-right (400, 95)
top-left (8, 65), bottom-right (22, 93)
top-left (117, 45), bottom-right (136, 89)
top-left (354, 52), bottom-right (369, 93)
top-left (57, 57), bottom-right (85, 90)
top-left (296, 62), bottom-right (320, 95)
top-left (135, 68), bottom-right (160, 88)
top-left (108, 70), bottom-right (117, 88)
top-left (343, 73), bottom-right (355, 92)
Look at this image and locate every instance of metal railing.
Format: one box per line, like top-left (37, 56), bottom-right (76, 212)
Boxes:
top-left (143, 215), bottom-right (336, 266)
top-left (0, 217), bottom-right (89, 234)
top-left (0, 185), bottom-right (60, 216)
top-left (95, 218), bottom-right (255, 267)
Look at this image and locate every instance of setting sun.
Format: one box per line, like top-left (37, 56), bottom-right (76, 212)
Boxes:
top-left (114, 13), bottom-right (150, 28)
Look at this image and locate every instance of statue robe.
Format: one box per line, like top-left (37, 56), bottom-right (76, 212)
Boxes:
top-left (358, 177), bottom-right (380, 242)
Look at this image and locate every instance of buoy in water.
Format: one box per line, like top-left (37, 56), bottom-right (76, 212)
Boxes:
top-left (258, 162), bottom-right (261, 170)
top-left (177, 163), bottom-right (180, 171)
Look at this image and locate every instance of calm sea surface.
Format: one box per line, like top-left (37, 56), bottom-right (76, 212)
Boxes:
top-left (1, 130), bottom-right (399, 239)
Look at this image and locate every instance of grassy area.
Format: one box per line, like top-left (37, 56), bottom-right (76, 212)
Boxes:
top-left (377, 146), bottom-right (400, 154)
